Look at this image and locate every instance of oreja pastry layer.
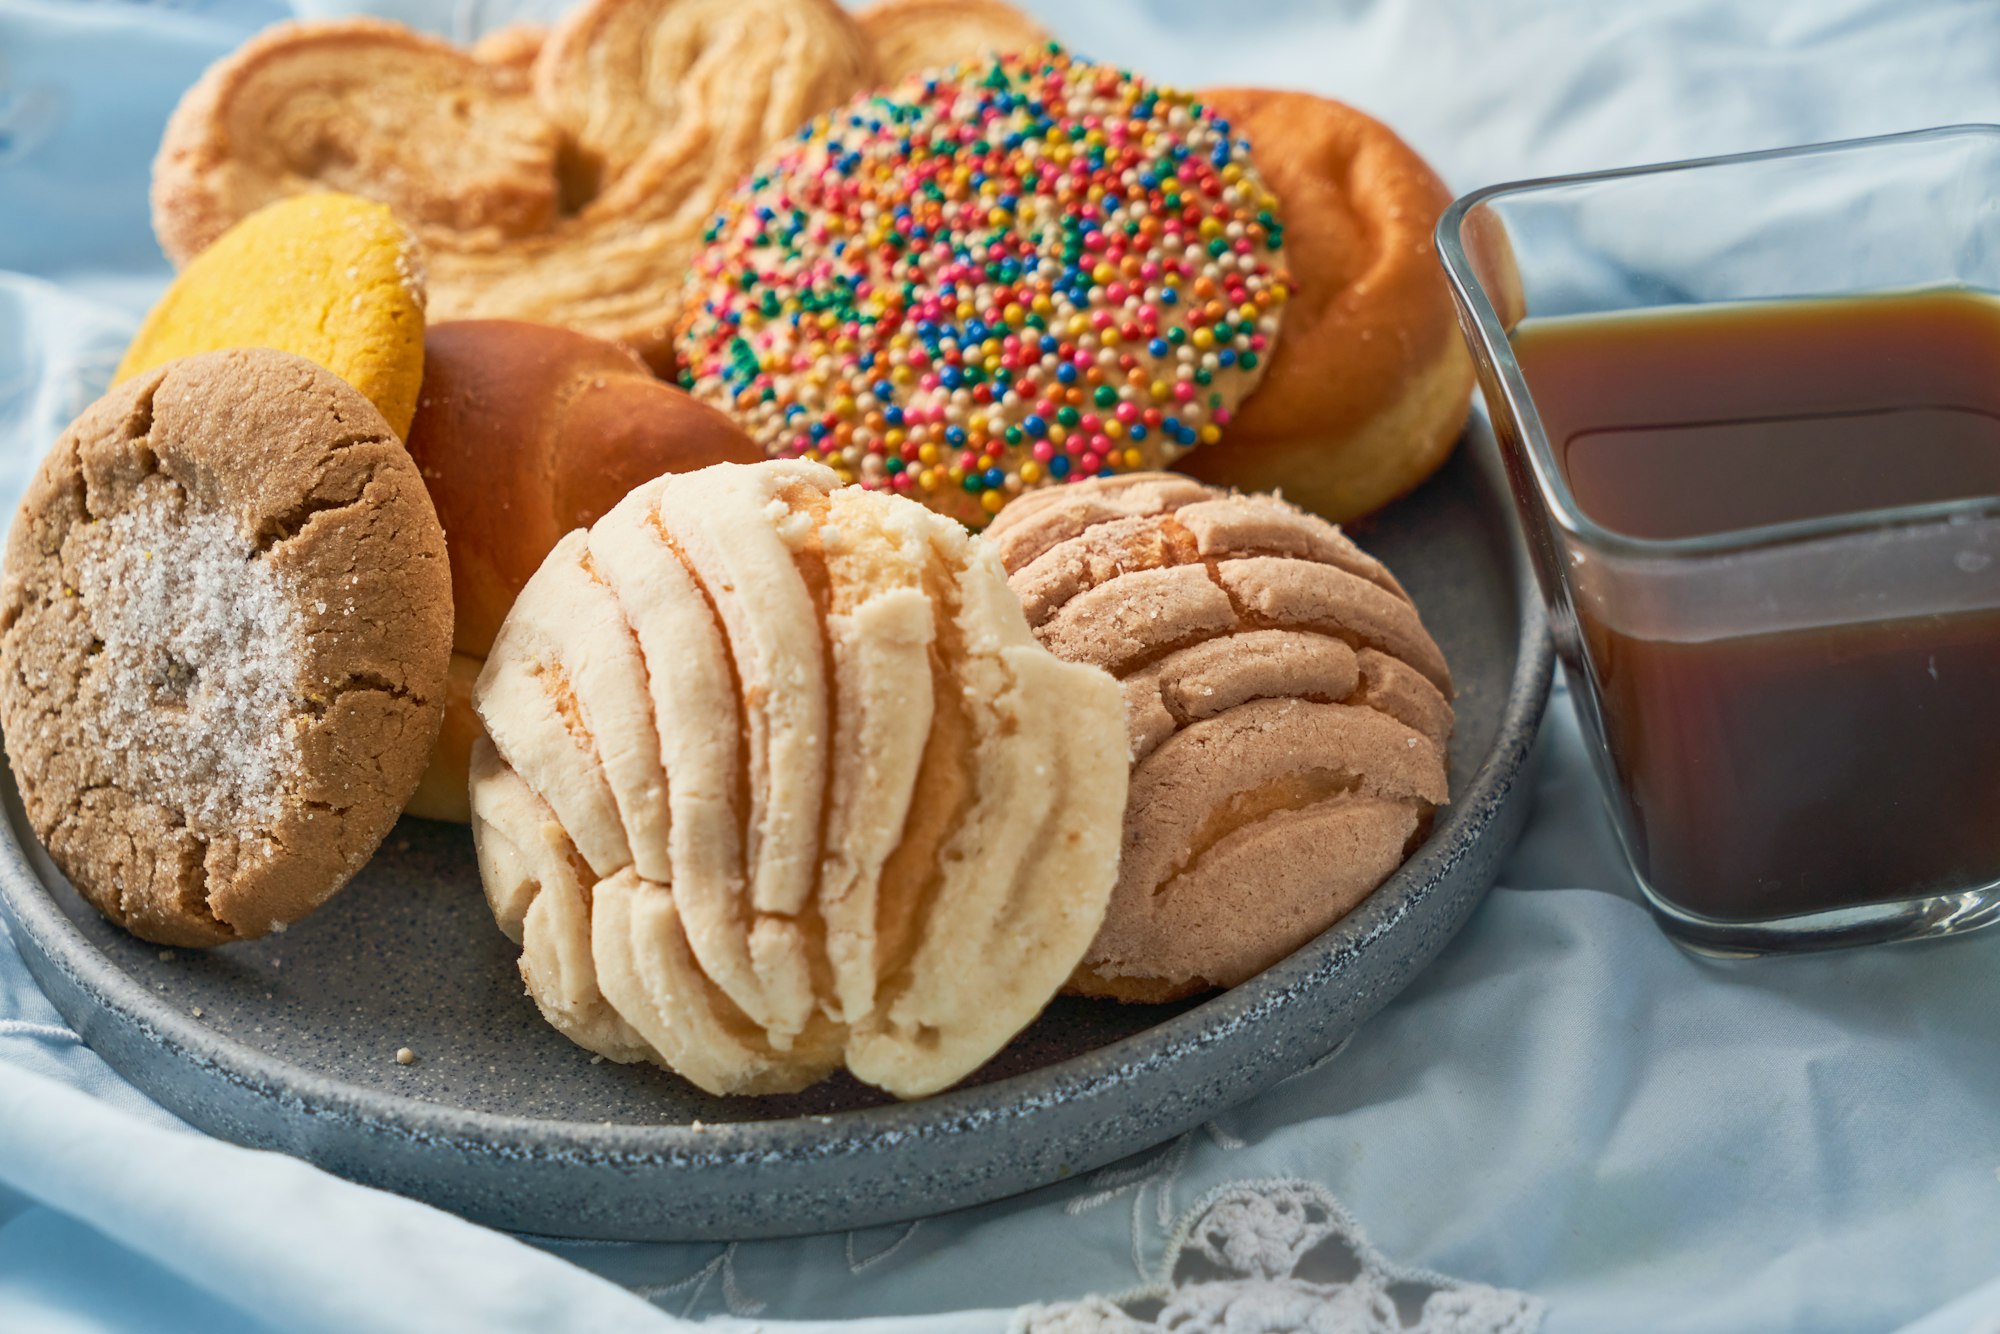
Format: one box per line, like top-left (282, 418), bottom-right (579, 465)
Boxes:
top-left (152, 1), bottom-right (876, 371)
top-left (987, 473), bottom-right (1452, 1001)
top-left (0, 349), bottom-right (451, 946)
top-left (856, 0), bottom-right (1050, 84)
top-left (469, 459), bottom-right (1127, 1097)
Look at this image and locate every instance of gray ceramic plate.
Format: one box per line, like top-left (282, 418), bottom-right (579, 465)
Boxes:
top-left (0, 419), bottom-right (1551, 1242)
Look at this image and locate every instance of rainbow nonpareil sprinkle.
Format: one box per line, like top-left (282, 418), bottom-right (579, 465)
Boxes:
top-left (675, 46), bottom-right (1290, 527)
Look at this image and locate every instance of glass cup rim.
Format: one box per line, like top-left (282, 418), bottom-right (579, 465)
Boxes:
top-left (1435, 121), bottom-right (2000, 561)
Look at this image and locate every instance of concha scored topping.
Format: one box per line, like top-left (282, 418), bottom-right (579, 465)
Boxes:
top-left (469, 459), bottom-right (1128, 1097)
top-left (987, 473), bottom-right (1453, 1002)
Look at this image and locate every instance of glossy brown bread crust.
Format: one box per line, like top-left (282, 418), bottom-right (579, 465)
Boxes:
top-left (402, 320), bottom-right (762, 821)
top-left (1184, 89), bottom-right (1474, 524)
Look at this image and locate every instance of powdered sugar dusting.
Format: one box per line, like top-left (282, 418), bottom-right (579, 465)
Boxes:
top-left (74, 487), bottom-right (306, 828)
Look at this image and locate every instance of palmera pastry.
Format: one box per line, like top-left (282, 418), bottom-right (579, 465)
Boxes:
top-left (469, 459), bottom-right (1126, 1096)
top-left (152, 0), bottom-right (876, 370)
top-left (0, 350), bottom-right (451, 946)
top-left (987, 473), bottom-right (1452, 1002)
top-left (1180, 90), bottom-right (1480, 523)
top-left (856, 0), bottom-right (1050, 84)
top-left (400, 320), bottom-right (762, 823)
top-left (677, 47), bottom-right (1290, 527)
top-left (467, 2), bottom-right (1051, 86)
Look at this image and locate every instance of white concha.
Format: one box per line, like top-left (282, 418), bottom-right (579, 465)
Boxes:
top-left (844, 529), bottom-right (1129, 1096)
top-left (648, 462), bottom-right (830, 920)
top-left (469, 459), bottom-right (1128, 1098)
top-left (590, 869), bottom-right (841, 1096)
top-left (466, 738), bottom-right (652, 1062)
top-left (584, 479), bottom-right (777, 1045)
top-left (473, 530), bottom-right (634, 878)
top-left (814, 488), bottom-right (939, 1029)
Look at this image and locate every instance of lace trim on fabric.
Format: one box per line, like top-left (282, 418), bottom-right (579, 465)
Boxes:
top-left (1015, 1178), bottom-right (1545, 1334)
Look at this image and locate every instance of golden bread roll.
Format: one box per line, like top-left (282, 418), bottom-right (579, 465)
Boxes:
top-left (856, 0), bottom-right (1050, 83)
top-left (987, 473), bottom-right (1452, 1002)
top-left (401, 320), bottom-right (763, 822)
top-left (152, 0), bottom-right (877, 371)
top-left (469, 459), bottom-right (1127, 1096)
top-left (1182, 89), bottom-right (1473, 523)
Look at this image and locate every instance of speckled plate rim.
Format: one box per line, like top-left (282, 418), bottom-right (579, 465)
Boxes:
top-left (0, 422), bottom-right (1553, 1236)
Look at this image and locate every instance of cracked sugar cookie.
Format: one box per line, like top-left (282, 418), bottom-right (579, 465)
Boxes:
top-left (0, 348), bottom-right (452, 947)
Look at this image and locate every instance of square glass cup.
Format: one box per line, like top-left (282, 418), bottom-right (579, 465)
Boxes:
top-left (1436, 125), bottom-right (2000, 956)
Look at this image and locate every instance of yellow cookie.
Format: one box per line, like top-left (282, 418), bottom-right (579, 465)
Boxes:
top-left (119, 193), bottom-right (427, 437)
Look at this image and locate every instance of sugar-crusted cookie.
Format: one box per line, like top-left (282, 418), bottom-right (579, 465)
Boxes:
top-left (0, 349), bottom-right (452, 946)
top-left (987, 473), bottom-right (1452, 1001)
top-left (118, 193), bottom-right (428, 439)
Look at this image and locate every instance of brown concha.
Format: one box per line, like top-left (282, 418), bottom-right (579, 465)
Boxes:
top-left (986, 472), bottom-right (1454, 1002)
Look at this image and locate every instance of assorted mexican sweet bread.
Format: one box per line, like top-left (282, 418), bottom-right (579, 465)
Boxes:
top-left (0, 0), bottom-right (1495, 1098)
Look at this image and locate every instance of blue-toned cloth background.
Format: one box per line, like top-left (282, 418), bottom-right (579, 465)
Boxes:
top-left (4, 2), bottom-right (2000, 1330)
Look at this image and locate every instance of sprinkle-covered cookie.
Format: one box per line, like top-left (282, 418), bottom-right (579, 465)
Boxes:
top-left (675, 47), bottom-right (1290, 526)
top-left (0, 349), bottom-right (452, 946)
